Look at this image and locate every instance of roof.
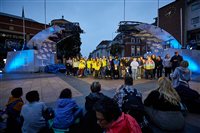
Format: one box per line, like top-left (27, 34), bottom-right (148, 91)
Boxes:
top-left (97, 40), bottom-right (111, 47)
top-left (96, 40), bottom-right (112, 49)
top-left (51, 18), bottom-right (72, 24)
top-left (0, 12), bottom-right (38, 23)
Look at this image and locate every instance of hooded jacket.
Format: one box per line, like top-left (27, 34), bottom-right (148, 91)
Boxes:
top-left (53, 98), bottom-right (79, 129)
top-left (171, 66), bottom-right (191, 88)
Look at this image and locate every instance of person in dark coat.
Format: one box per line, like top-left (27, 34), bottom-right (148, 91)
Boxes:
top-left (82, 82), bottom-right (106, 133)
top-left (170, 51), bottom-right (183, 71)
top-left (6, 87), bottom-right (24, 133)
top-left (144, 77), bottom-right (181, 111)
top-left (156, 56), bottom-right (163, 79)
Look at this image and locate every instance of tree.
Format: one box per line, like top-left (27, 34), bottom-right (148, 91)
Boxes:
top-left (56, 33), bottom-right (82, 59)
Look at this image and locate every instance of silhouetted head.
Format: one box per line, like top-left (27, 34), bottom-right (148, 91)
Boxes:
top-left (180, 60), bottom-right (189, 68)
top-left (90, 81), bottom-right (101, 93)
top-left (11, 87), bottom-right (23, 98)
top-left (59, 88), bottom-right (72, 98)
top-left (26, 90), bottom-right (40, 103)
top-left (93, 96), bottom-right (121, 129)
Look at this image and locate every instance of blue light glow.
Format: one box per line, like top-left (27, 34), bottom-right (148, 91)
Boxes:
top-left (183, 55), bottom-right (199, 73)
top-left (170, 40), bottom-right (182, 49)
top-left (49, 27), bottom-right (55, 32)
top-left (6, 50), bottom-right (34, 72)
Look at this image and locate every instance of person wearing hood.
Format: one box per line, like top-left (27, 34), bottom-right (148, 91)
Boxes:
top-left (6, 87), bottom-right (24, 133)
top-left (172, 61), bottom-right (200, 114)
top-left (53, 88), bottom-right (83, 130)
top-left (170, 60), bottom-right (191, 88)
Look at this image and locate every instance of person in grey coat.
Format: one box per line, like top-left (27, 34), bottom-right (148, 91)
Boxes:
top-left (170, 60), bottom-right (191, 88)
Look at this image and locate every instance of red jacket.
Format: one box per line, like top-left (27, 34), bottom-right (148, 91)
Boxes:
top-left (106, 113), bottom-right (142, 133)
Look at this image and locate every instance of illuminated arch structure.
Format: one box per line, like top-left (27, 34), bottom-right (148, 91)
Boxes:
top-left (136, 22), bottom-right (199, 73)
top-left (5, 25), bottom-right (65, 73)
top-left (116, 21), bottom-right (199, 73)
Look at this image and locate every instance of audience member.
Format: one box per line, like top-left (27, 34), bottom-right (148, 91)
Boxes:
top-left (171, 60), bottom-right (191, 88)
top-left (113, 76), bottom-right (151, 133)
top-left (175, 81), bottom-right (200, 114)
top-left (53, 88), bottom-right (83, 130)
top-left (144, 77), bottom-right (185, 131)
top-left (93, 96), bottom-right (142, 133)
top-left (6, 87), bottom-right (24, 133)
top-left (21, 90), bottom-right (47, 133)
top-left (85, 81), bottom-right (106, 111)
top-left (113, 76), bottom-right (142, 109)
top-left (82, 81), bottom-right (106, 133)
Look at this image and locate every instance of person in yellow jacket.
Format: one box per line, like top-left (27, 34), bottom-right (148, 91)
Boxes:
top-left (78, 58), bottom-right (86, 77)
top-left (86, 58), bottom-right (92, 75)
top-left (144, 56), bottom-right (155, 79)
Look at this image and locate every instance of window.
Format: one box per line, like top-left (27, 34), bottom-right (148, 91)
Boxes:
top-left (131, 38), bottom-right (135, 43)
top-left (191, 3), bottom-right (200, 11)
top-left (191, 17), bottom-right (199, 24)
top-left (9, 26), bottom-right (14, 30)
top-left (136, 46), bottom-right (140, 56)
top-left (131, 46), bottom-right (135, 56)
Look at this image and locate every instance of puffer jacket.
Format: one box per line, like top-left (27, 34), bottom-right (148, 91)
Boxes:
top-left (171, 66), bottom-right (191, 88)
top-left (53, 98), bottom-right (79, 129)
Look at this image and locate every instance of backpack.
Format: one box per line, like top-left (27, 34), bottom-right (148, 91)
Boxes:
top-left (122, 88), bottom-right (153, 133)
top-left (122, 88), bottom-right (144, 123)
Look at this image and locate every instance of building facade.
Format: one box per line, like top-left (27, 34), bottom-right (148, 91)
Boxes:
top-left (0, 12), bottom-right (48, 58)
top-left (159, 0), bottom-right (200, 49)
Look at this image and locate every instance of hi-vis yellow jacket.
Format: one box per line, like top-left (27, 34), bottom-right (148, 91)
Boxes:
top-left (79, 59), bottom-right (86, 69)
top-left (144, 60), bottom-right (155, 70)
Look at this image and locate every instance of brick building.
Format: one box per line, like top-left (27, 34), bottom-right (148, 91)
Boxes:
top-left (159, 0), bottom-right (200, 49)
top-left (0, 12), bottom-right (48, 58)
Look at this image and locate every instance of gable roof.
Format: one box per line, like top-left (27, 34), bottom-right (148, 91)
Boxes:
top-left (0, 12), bottom-right (38, 23)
